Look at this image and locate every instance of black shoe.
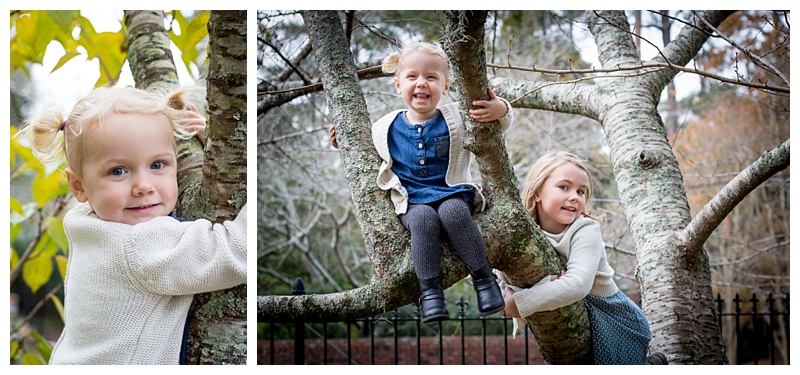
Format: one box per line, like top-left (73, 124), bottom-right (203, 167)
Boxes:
top-left (417, 276), bottom-right (449, 323)
top-left (645, 352), bottom-right (668, 365)
top-left (469, 260), bottom-right (505, 316)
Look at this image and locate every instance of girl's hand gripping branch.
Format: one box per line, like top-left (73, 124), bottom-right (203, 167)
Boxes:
top-left (469, 88), bottom-right (509, 123)
top-left (178, 101), bottom-right (207, 147)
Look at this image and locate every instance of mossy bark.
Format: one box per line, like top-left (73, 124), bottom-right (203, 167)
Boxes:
top-left (184, 10), bottom-right (248, 365)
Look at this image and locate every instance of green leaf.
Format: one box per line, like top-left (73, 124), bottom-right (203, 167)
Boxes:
top-left (45, 217), bottom-right (69, 253)
top-left (29, 331), bottom-right (53, 363)
top-left (32, 170), bottom-right (69, 208)
top-left (22, 251), bottom-right (53, 294)
top-left (21, 353), bottom-right (43, 365)
top-left (44, 10), bottom-right (79, 34)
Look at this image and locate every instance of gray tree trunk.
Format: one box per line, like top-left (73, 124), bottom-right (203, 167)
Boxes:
top-left (183, 10), bottom-right (248, 365)
top-left (443, 11), bottom-right (591, 364)
top-left (491, 10), bottom-right (740, 364)
top-left (125, 10), bottom-right (247, 365)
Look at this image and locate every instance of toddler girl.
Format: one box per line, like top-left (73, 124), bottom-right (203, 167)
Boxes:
top-left (332, 42), bottom-right (512, 322)
top-left (21, 86), bottom-right (247, 364)
top-left (498, 151), bottom-right (665, 364)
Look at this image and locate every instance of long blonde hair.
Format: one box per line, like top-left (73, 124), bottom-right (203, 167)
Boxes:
top-left (20, 86), bottom-right (198, 178)
top-left (521, 151), bottom-right (602, 224)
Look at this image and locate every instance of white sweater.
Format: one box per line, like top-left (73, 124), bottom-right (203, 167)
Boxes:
top-left (49, 202), bottom-right (247, 365)
top-left (498, 216), bottom-right (618, 335)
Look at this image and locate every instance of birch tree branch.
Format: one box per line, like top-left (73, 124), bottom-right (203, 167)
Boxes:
top-left (681, 139), bottom-right (789, 254)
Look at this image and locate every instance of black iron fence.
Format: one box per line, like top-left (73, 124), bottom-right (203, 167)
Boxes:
top-left (717, 293), bottom-right (790, 365)
top-left (258, 279), bottom-right (789, 365)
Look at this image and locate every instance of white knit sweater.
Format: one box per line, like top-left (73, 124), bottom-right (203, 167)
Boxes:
top-left (49, 202), bottom-right (247, 365)
top-left (372, 100), bottom-right (513, 214)
top-left (498, 216), bottom-right (619, 335)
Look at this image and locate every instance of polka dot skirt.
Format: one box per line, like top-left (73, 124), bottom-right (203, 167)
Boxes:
top-left (584, 291), bottom-right (651, 365)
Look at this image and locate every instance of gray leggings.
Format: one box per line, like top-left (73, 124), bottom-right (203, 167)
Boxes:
top-left (399, 197), bottom-right (487, 279)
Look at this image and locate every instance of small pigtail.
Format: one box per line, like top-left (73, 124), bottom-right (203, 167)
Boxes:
top-left (382, 51), bottom-right (402, 84)
top-left (21, 108), bottom-right (68, 164)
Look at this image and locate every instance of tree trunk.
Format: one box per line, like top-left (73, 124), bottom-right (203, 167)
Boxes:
top-left (443, 10), bottom-right (591, 364)
top-left (183, 10), bottom-right (248, 365)
top-left (494, 10), bottom-right (735, 364)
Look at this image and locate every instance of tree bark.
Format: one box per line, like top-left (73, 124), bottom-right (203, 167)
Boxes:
top-left (183, 10), bottom-right (248, 365)
top-left (124, 10), bottom-right (180, 92)
top-left (443, 10), bottom-right (591, 364)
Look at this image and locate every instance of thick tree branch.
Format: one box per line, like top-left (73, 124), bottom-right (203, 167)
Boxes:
top-left (444, 10), bottom-right (591, 364)
top-left (648, 10), bottom-right (735, 93)
top-left (680, 139), bottom-right (789, 255)
top-left (258, 280), bottom-right (397, 322)
top-left (257, 64), bottom-right (386, 115)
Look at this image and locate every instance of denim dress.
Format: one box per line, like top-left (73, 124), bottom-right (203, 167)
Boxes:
top-left (387, 110), bottom-right (473, 205)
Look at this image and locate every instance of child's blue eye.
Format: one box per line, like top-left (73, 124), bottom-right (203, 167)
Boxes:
top-left (577, 189), bottom-right (586, 195)
top-left (151, 161), bottom-right (165, 170)
top-left (110, 167), bottom-right (126, 176)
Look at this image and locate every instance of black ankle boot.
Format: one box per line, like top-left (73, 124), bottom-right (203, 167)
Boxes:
top-left (469, 260), bottom-right (505, 316)
top-left (417, 276), bottom-right (449, 323)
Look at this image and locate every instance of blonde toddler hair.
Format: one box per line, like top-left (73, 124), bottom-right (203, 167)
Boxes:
top-left (381, 42), bottom-right (452, 79)
top-left (21, 86), bottom-right (199, 178)
top-left (521, 151), bottom-right (602, 224)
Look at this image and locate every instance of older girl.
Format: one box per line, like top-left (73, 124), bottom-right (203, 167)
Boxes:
top-left (499, 151), bottom-right (665, 365)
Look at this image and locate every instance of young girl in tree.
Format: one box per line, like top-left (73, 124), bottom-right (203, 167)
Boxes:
top-left (330, 42), bottom-right (511, 322)
top-left (21, 86), bottom-right (247, 364)
top-left (498, 151), bottom-right (666, 365)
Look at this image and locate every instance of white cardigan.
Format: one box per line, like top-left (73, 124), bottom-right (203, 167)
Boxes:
top-left (49, 202), bottom-right (247, 365)
top-left (371, 100), bottom-right (513, 214)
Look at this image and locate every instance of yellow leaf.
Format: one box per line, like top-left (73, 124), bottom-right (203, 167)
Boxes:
top-left (44, 10), bottom-right (79, 34)
top-left (51, 50), bottom-right (81, 73)
top-left (32, 169), bottom-right (69, 208)
top-left (46, 217), bottom-right (69, 253)
top-left (50, 294), bottom-right (65, 323)
top-left (21, 353), bottom-right (44, 365)
top-left (22, 251), bottom-right (53, 294)
top-left (10, 197), bottom-right (23, 215)
top-left (179, 11), bottom-right (209, 75)
top-left (11, 339), bottom-right (21, 360)
top-left (11, 245), bottom-right (20, 271)
top-left (55, 255), bottom-right (68, 280)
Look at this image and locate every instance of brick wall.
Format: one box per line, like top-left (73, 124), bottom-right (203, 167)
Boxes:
top-left (258, 335), bottom-right (545, 365)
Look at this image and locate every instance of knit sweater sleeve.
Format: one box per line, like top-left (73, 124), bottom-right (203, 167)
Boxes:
top-left (512, 217), bottom-right (604, 317)
top-left (124, 203), bottom-right (248, 295)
